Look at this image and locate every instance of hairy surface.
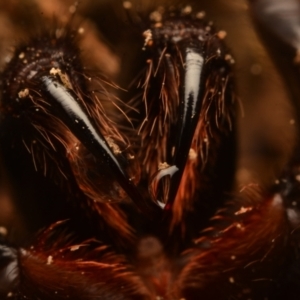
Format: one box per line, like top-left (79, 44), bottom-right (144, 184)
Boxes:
top-left (0, 1), bottom-right (299, 300)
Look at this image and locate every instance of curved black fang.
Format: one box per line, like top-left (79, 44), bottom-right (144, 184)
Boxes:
top-left (166, 47), bottom-right (204, 211)
top-left (40, 76), bottom-right (155, 215)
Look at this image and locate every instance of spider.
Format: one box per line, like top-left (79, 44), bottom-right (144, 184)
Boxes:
top-left (0, 0), bottom-right (300, 299)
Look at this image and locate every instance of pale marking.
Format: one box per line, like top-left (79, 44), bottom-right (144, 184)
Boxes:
top-left (184, 49), bottom-right (204, 122)
top-left (41, 77), bottom-right (122, 172)
top-left (153, 165), bottom-right (179, 209)
top-left (156, 165), bottom-right (179, 180)
top-left (157, 201), bottom-right (166, 209)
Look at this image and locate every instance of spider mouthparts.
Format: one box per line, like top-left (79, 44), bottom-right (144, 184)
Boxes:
top-left (166, 46), bottom-right (205, 210)
top-left (143, 11), bottom-right (236, 214)
top-left (40, 75), bottom-right (159, 216)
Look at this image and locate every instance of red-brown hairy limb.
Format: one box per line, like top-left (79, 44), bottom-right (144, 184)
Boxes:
top-left (173, 186), bottom-right (289, 299)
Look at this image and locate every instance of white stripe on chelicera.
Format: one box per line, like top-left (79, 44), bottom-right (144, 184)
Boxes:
top-left (41, 76), bottom-right (123, 173)
top-left (184, 48), bottom-right (204, 121)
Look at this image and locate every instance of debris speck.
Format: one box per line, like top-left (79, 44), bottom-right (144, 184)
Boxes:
top-left (0, 226), bottom-right (8, 236)
top-left (123, 1), bottom-right (132, 9)
top-left (189, 148), bottom-right (197, 160)
top-left (70, 245), bottom-right (80, 251)
top-left (196, 11), bottom-right (206, 19)
top-left (78, 27), bottom-right (84, 34)
top-left (69, 2), bottom-right (78, 14)
top-left (47, 255), bottom-right (53, 265)
top-left (229, 276), bottom-right (235, 283)
top-left (225, 54), bottom-right (235, 64)
top-left (150, 10), bottom-right (162, 23)
top-left (107, 137), bottom-right (121, 155)
top-left (182, 5), bottom-right (192, 14)
top-left (143, 29), bottom-right (153, 49)
top-left (18, 52), bottom-right (25, 59)
top-left (217, 30), bottom-right (227, 39)
top-left (49, 68), bottom-right (72, 90)
top-left (18, 88), bottom-right (29, 98)
top-left (235, 206), bottom-right (253, 215)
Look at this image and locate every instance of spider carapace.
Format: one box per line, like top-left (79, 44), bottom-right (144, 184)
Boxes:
top-left (0, 0), bottom-right (300, 299)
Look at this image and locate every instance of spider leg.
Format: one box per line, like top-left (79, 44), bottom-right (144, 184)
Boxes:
top-left (0, 222), bottom-right (151, 300)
